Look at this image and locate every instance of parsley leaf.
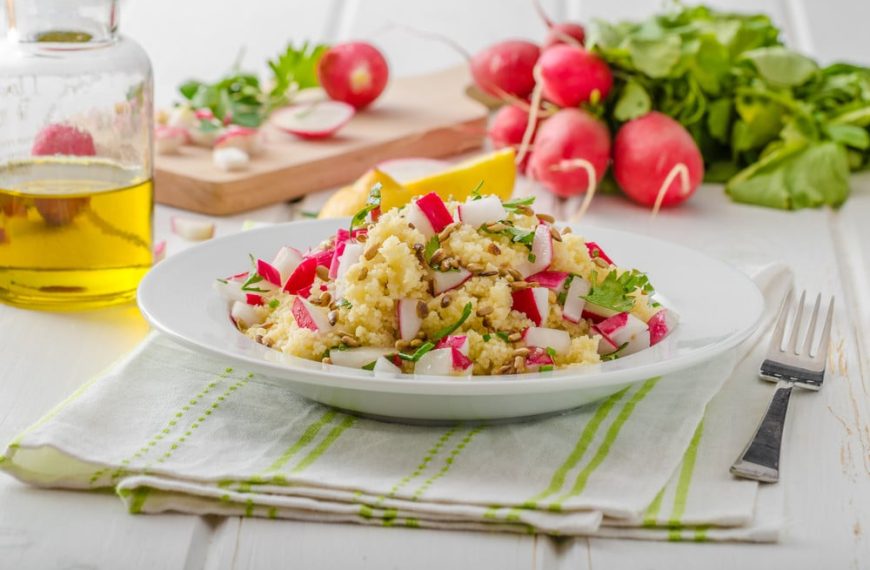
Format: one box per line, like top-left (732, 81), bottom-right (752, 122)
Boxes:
top-left (350, 183), bottom-right (382, 229)
top-left (583, 269), bottom-right (654, 313)
top-left (546, 347), bottom-right (557, 358)
top-left (496, 331), bottom-right (510, 342)
top-left (502, 196), bottom-right (536, 210)
top-left (424, 235), bottom-right (440, 264)
top-left (241, 273), bottom-right (268, 292)
top-left (432, 302), bottom-right (473, 341)
top-left (469, 180), bottom-right (485, 200)
top-left (267, 42), bottom-right (329, 109)
top-left (362, 360), bottom-right (377, 371)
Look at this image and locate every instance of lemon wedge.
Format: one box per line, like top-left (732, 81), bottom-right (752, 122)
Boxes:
top-left (318, 168), bottom-right (403, 219)
top-left (380, 149), bottom-right (516, 212)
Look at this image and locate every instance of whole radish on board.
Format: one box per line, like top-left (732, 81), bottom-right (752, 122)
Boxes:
top-left (317, 42), bottom-right (389, 109)
top-left (470, 40), bottom-right (541, 99)
top-left (613, 112), bottom-right (704, 212)
top-left (527, 108), bottom-right (610, 199)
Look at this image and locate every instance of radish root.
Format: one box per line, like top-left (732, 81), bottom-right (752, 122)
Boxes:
top-left (515, 66), bottom-right (545, 167)
top-left (651, 163), bottom-right (690, 217)
top-left (548, 158), bottom-right (598, 223)
top-left (386, 23), bottom-right (472, 60)
top-left (531, 0), bottom-right (583, 48)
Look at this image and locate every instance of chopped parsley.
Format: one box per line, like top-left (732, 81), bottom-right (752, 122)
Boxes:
top-left (469, 180), bottom-right (485, 200)
top-left (350, 183), bottom-right (382, 229)
top-left (268, 298), bottom-right (280, 309)
top-left (300, 210), bottom-right (319, 219)
top-left (241, 272), bottom-right (268, 292)
top-left (545, 347), bottom-right (557, 358)
top-left (539, 365), bottom-right (554, 372)
top-left (424, 235), bottom-right (440, 264)
top-left (502, 196), bottom-right (536, 210)
top-left (483, 333), bottom-right (492, 342)
top-left (557, 274), bottom-right (575, 305)
top-left (362, 361), bottom-right (377, 371)
top-left (601, 342), bottom-right (629, 361)
top-left (583, 269), bottom-right (654, 313)
top-left (480, 222), bottom-right (535, 252)
top-left (431, 302), bottom-right (473, 341)
top-left (495, 331), bottom-right (511, 342)
top-left (527, 253), bottom-right (536, 263)
top-left (337, 298), bottom-right (352, 309)
top-left (398, 342), bottom-right (436, 362)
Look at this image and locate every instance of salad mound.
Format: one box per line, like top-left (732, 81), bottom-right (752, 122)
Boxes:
top-left (216, 189), bottom-right (678, 376)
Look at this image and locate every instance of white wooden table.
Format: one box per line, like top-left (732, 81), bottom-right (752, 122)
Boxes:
top-left (2, 0), bottom-right (870, 568)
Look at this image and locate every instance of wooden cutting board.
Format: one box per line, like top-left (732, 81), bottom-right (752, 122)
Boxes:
top-left (154, 66), bottom-right (487, 215)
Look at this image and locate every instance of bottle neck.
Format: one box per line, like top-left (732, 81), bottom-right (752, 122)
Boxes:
top-left (5, 0), bottom-right (119, 45)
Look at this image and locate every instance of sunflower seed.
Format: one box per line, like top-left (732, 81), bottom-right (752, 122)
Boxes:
top-left (537, 213), bottom-right (556, 223)
top-left (416, 301), bottom-right (429, 319)
top-left (476, 305), bottom-right (494, 317)
top-left (429, 248), bottom-right (446, 265)
top-left (487, 243), bottom-right (501, 255)
top-left (316, 265), bottom-right (330, 281)
top-left (549, 226), bottom-right (563, 242)
top-left (341, 335), bottom-right (360, 347)
top-left (508, 332), bottom-right (522, 342)
top-left (358, 267), bottom-right (368, 280)
top-left (440, 294), bottom-right (452, 308)
top-left (365, 243), bottom-right (380, 260)
top-left (509, 281), bottom-right (530, 290)
top-left (513, 347), bottom-right (530, 357)
top-left (328, 310), bottom-right (338, 326)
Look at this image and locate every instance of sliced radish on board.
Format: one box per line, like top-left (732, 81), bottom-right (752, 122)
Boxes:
top-left (272, 246), bottom-right (303, 284)
top-left (231, 301), bottom-right (263, 328)
top-left (527, 270), bottom-right (568, 290)
top-left (373, 355), bottom-right (403, 374)
top-left (292, 297), bottom-right (333, 332)
top-left (433, 268), bottom-right (472, 295)
top-left (562, 276), bottom-right (591, 323)
top-left (329, 347), bottom-right (393, 369)
top-left (376, 158), bottom-right (449, 183)
top-left (415, 193), bottom-right (454, 234)
top-left (523, 327), bottom-right (571, 355)
top-left (397, 298), bottom-right (423, 341)
top-left (256, 259), bottom-right (283, 287)
top-left (435, 335), bottom-right (469, 356)
top-left (586, 241), bottom-right (613, 265)
top-left (171, 217), bottom-right (214, 241)
top-left (456, 196), bottom-right (506, 228)
top-left (215, 126), bottom-right (262, 156)
top-left (154, 125), bottom-right (189, 155)
top-left (648, 308), bottom-right (679, 345)
top-left (271, 101), bottom-right (355, 140)
top-left (511, 287), bottom-right (549, 326)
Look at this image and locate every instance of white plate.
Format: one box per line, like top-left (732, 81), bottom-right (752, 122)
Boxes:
top-left (138, 219), bottom-right (763, 422)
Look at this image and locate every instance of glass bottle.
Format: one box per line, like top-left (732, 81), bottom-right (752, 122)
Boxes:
top-left (0, 0), bottom-right (153, 310)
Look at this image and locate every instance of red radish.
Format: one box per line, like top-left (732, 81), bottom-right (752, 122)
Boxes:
top-left (377, 158), bottom-right (449, 183)
top-left (435, 335), bottom-right (470, 356)
top-left (271, 101), bottom-right (355, 140)
top-left (511, 287), bottom-right (549, 326)
top-left (171, 216), bottom-right (215, 241)
top-left (456, 195), bottom-right (507, 228)
top-left (613, 112), bottom-right (704, 211)
top-left (596, 332), bottom-right (620, 355)
top-left (415, 193), bottom-right (453, 234)
top-left (405, 201), bottom-right (435, 237)
top-left (256, 259), bottom-right (282, 287)
top-left (31, 124), bottom-right (96, 156)
top-left (582, 303), bottom-right (619, 323)
top-left (214, 279), bottom-right (246, 303)
top-left (527, 270), bottom-right (568, 290)
top-left (528, 109), bottom-right (611, 198)
top-left (318, 42), bottom-right (389, 109)
top-left (272, 246), bottom-right (303, 284)
top-left (562, 275), bottom-right (591, 323)
top-left (397, 298), bottom-right (423, 341)
top-left (433, 268), bottom-right (472, 295)
top-left (335, 242), bottom-right (363, 282)
top-left (305, 248), bottom-right (335, 268)
top-left (544, 23), bottom-right (586, 48)
top-left (291, 297), bottom-right (333, 332)
top-left (227, 271), bottom-right (249, 281)
top-left (246, 293), bottom-right (264, 306)
top-left (525, 347), bottom-right (555, 371)
top-left (648, 308), bottom-right (679, 345)
top-left (155, 125), bottom-right (189, 155)
top-left (523, 326), bottom-right (571, 354)
top-left (329, 347), bottom-right (393, 369)
top-left (153, 240), bottom-right (167, 263)
top-left (374, 356), bottom-right (402, 374)
top-left (471, 40), bottom-right (540, 100)
top-left (195, 108), bottom-right (215, 121)
top-left (537, 45), bottom-right (612, 108)
top-left (284, 257), bottom-right (318, 294)
top-left (521, 223), bottom-right (554, 276)
top-left (231, 301), bottom-right (263, 328)
top-left (585, 241), bottom-right (613, 265)
top-left (621, 329), bottom-right (651, 356)
top-left (451, 348), bottom-right (473, 371)
top-left (415, 347), bottom-right (472, 376)
top-left (488, 104), bottom-right (537, 171)
top-left (215, 126), bottom-right (262, 156)
top-left (593, 312), bottom-right (647, 347)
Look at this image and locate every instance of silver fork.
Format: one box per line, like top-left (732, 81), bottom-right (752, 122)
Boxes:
top-left (730, 290), bottom-right (835, 483)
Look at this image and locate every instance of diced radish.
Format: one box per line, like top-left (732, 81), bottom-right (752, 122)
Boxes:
top-left (272, 246), bottom-right (303, 284)
top-left (523, 327), bottom-right (571, 355)
top-left (291, 297), bottom-right (333, 332)
top-left (523, 224), bottom-right (554, 275)
top-left (284, 258), bottom-right (318, 294)
top-left (376, 158), bottom-right (448, 183)
top-left (335, 242), bottom-right (363, 282)
top-left (595, 333), bottom-right (620, 356)
top-left (329, 347), bottom-right (393, 369)
top-left (525, 347), bottom-right (555, 371)
top-left (153, 240), bottom-right (166, 263)
top-left (227, 271), bottom-right (249, 281)
top-left (246, 293), bottom-right (264, 306)
top-left (582, 302), bottom-right (619, 323)
top-left (171, 217), bottom-right (214, 241)
top-left (415, 348), bottom-right (472, 376)
top-left (433, 268), bottom-right (472, 295)
top-left (397, 298), bottom-right (423, 341)
top-left (456, 195), bottom-right (506, 228)
top-left (231, 301), bottom-right (263, 329)
top-left (415, 193), bottom-right (453, 234)
top-left (214, 279), bottom-right (246, 303)
top-left (451, 348), bottom-right (473, 372)
top-left (405, 201), bottom-right (435, 237)
top-left (215, 126), bottom-right (262, 156)
top-left (155, 125), bottom-right (189, 155)
top-left (511, 287), bottom-right (549, 326)
top-left (256, 259), bottom-right (282, 287)
top-left (271, 101), bottom-right (355, 140)
top-left (621, 329), bottom-right (651, 356)
top-left (585, 241), bottom-right (613, 264)
top-left (435, 335), bottom-right (469, 356)
top-left (328, 241), bottom-right (347, 280)
top-left (648, 308), bottom-right (679, 346)
top-left (373, 356), bottom-right (402, 374)
top-left (306, 248), bottom-right (335, 268)
top-left (593, 312), bottom-right (647, 347)
top-left (527, 270), bottom-right (568, 290)
top-left (562, 275), bottom-right (591, 323)
top-left (213, 147), bottom-right (249, 171)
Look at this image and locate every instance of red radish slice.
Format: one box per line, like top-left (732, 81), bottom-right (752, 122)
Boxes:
top-left (328, 241), bottom-right (348, 280)
top-left (335, 242), bottom-right (363, 282)
top-left (306, 248), bottom-right (335, 268)
top-left (511, 287), bottom-right (549, 326)
top-left (329, 347), bottom-right (393, 369)
top-left (291, 297), bottom-right (333, 332)
top-left (415, 348), bottom-right (472, 376)
top-left (593, 312), bottom-right (647, 348)
top-left (376, 158), bottom-right (448, 183)
top-left (284, 257), bottom-right (318, 294)
top-left (523, 327), bottom-right (571, 354)
top-left (155, 125), bottom-right (189, 155)
top-left (195, 108), bottom-right (215, 121)
top-left (415, 193), bottom-right (453, 234)
top-left (595, 332), bottom-right (620, 355)
top-left (405, 201), bottom-right (435, 237)
top-left (256, 259), bottom-right (282, 287)
top-left (622, 329), bottom-right (651, 356)
top-left (562, 276), bottom-right (591, 323)
top-left (648, 308), bottom-right (679, 345)
top-left (522, 224), bottom-right (554, 276)
top-left (231, 301), bottom-right (262, 328)
top-left (215, 126), bottom-right (261, 156)
top-left (246, 293), bottom-right (264, 306)
top-left (435, 335), bottom-right (469, 356)
top-left (171, 217), bottom-right (215, 241)
top-left (582, 303), bottom-right (619, 323)
top-left (525, 347), bottom-right (555, 371)
top-left (527, 271), bottom-right (568, 290)
top-left (433, 268), bottom-right (472, 295)
top-left (373, 356), bottom-right (402, 374)
top-left (397, 298), bottom-right (423, 341)
top-left (153, 240), bottom-right (167, 263)
top-left (451, 348), bottom-right (473, 371)
top-left (271, 102), bottom-right (355, 140)
top-left (227, 271), bottom-right (249, 281)
top-left (585, 241), bottom-right (613, 264)
top-left (456, 196), bottom-right (507, 228)
top-left (272, 246), bottom-right (303, 284)
top-left (214, 279), bottom-right (246, 303)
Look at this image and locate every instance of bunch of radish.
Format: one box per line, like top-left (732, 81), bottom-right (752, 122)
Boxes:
top-left (473, 3), bottom-right (704, 215)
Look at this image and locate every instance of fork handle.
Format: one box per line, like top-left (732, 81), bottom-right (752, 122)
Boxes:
top-left (730, 381), bottom-right (793, 483)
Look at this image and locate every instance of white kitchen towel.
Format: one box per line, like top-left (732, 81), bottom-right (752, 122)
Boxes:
top-left (0, 265), bottom-right (790, 541)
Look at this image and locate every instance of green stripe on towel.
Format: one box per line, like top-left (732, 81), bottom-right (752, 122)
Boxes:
top-left (668, 420), bottom-right (705, 541)
top-left (290, 415), bottom-right (357, 474)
